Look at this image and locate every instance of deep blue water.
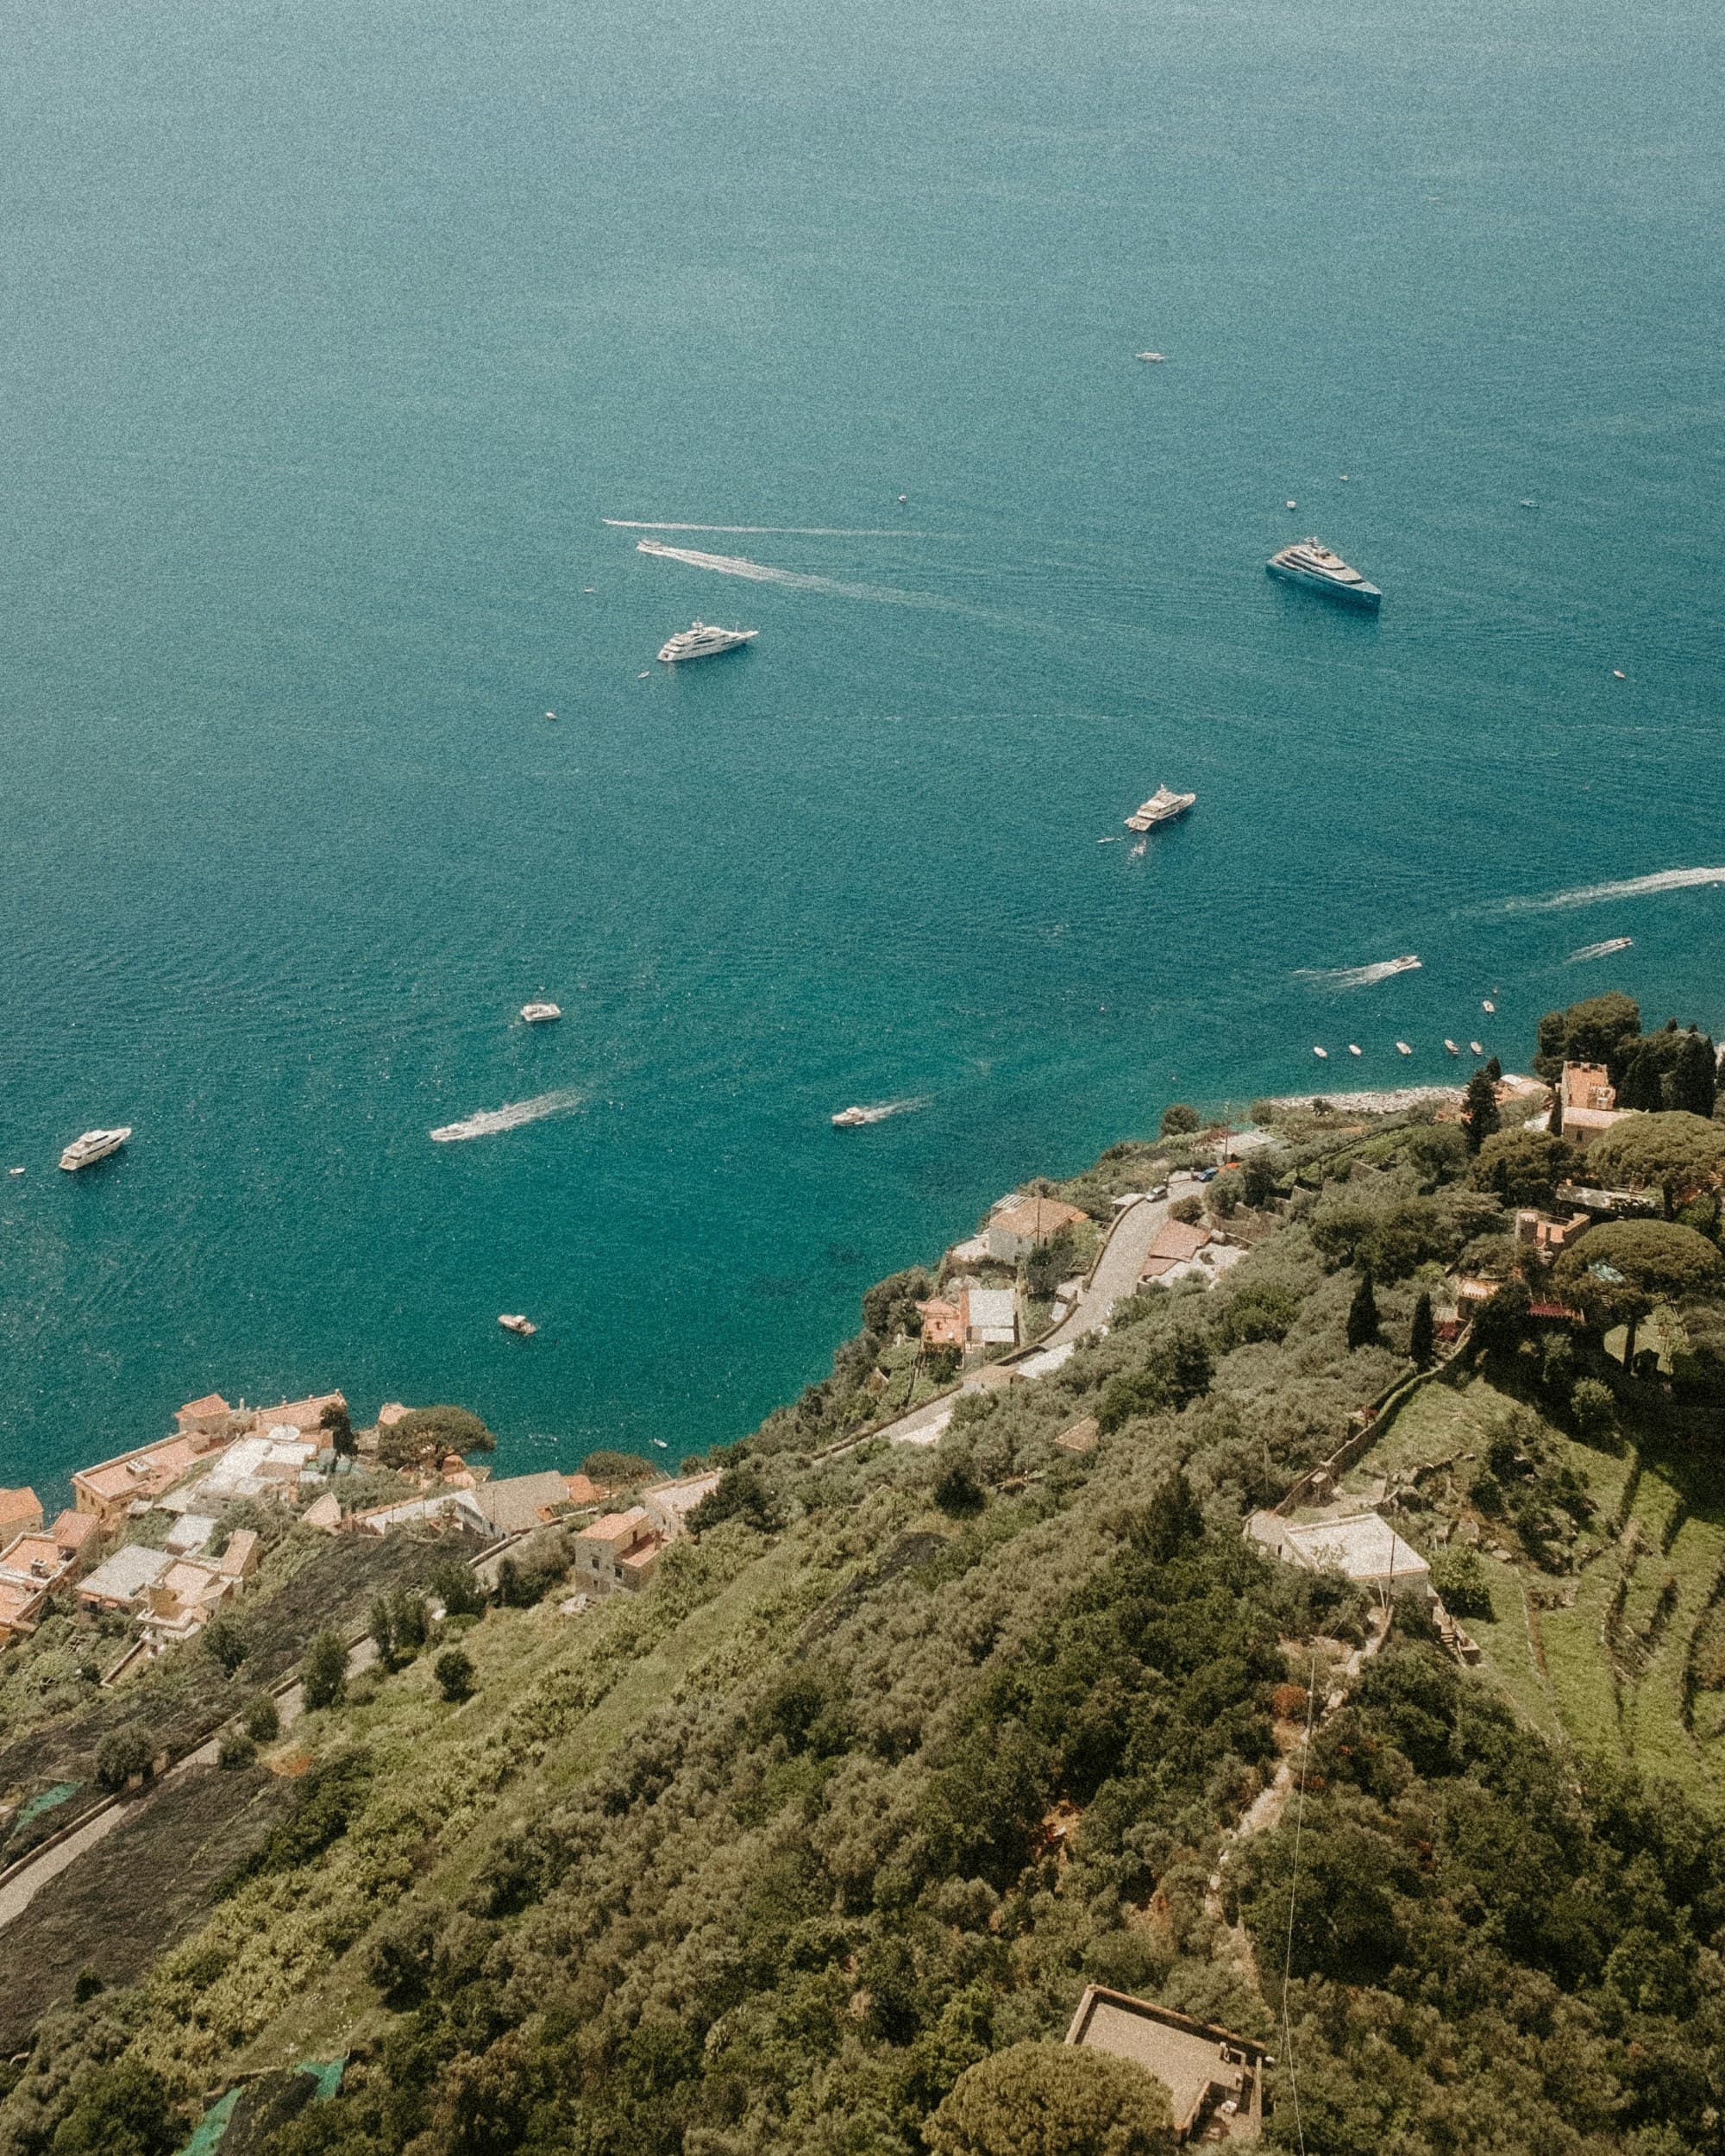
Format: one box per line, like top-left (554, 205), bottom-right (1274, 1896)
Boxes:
top-left (2, 0), bottom-right (1722, 1501)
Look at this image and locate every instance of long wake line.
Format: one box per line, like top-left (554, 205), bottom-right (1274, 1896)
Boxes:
top-left (1509, 865), bottom-right (1725, 911)
top-left (633, 538), bottom-right (969, 615)
top-left (430, 1089), bottom-right (583, 1144)
top-left (605, 520), bottom-right (922, 536)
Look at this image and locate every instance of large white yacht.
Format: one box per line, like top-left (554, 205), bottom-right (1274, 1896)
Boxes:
top-left (1125, 784), bottom-right (1196, 832)
top-left (60, 1127), bottom-right (131, 1172)
top-left (1267, 538), bottom-right (1382, 609)
top-left (656, 621), bottom-right (759, 664)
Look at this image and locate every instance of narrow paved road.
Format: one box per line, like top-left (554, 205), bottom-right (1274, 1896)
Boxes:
top-left (0, 1635), bottom-right (379, 1933)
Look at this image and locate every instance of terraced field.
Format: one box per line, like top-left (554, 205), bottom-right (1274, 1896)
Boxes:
top-left (1343, 1375), bottom-right (1725, 1801)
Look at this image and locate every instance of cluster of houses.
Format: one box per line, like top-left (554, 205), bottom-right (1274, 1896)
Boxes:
top-left (0, 1383), bottom-right (721, 1668)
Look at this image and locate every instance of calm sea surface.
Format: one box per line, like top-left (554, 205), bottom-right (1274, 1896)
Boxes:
top-left (2, 0), bottom-right (1722, 1499)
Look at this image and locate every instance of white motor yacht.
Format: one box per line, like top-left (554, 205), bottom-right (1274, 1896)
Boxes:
top-left (60, 1127), bottom-right (131, 1172)
top-left (1125, 784), bottom-right (1196, 833)
top-left (499, 1313), bottom-right (537, 1337)
top-left (520, 1002), bottom-right (562, 1025)
top-left (1267, 538), bottom-right (1382, 609)
top-left (657, 621), bottom-right (759, 664)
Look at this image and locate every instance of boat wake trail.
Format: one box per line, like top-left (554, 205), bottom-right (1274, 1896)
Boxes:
top-left (848, 1098), bottom-right (931, 1125)
top-left (430, 1089), bottom-right (583, 1144)
top-left (634, 539), bottom-right (963, 613)
top-left (1512, 867), bottom-right (1725, 911)
top-left (606, 521), bottom-right (919, 536)
top-left (1566, 937), bottom-right (1635, 962)
top-left (1295, 957), bottom-right (1422, 989)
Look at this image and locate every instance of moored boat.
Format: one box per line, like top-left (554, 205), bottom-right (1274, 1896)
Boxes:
top-left (60, 1127), bottom-right (131, 1172)
top-left (656, 620), bottom-right (759, 664)
top-left (1125, 784), bottom-right (1196, 832)
top-left (1267, 537), bottom-right (1382, 609)
top-left (499, 1313), bottom-right (537, 1336)
top-left (521, 1002), bottom-right (562, 1024)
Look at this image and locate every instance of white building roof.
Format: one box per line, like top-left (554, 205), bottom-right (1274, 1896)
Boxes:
top-left (79, 1545), bottom-right (172, 1602)
top-left (1281, 1513), bottom-right (1428, 1586)
top-left (966, 1288), bottom-right (1017, 1331)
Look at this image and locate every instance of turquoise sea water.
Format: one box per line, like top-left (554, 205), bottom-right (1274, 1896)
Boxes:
top-left (2, 0), bottom-right (1722, 1501)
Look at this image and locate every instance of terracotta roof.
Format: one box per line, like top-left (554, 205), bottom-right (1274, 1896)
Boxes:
top-left (51, 1510), bottom-right (99, 1551)
top-left (74, 1436), bottom-right (203, 1501)
top-left (563, 1473), bottom-right (607, 1507)
top-left (1143, 1219), bottom-right (1211, 1267)
top-left (578, 1507), bottom-right (652, 1550)
top-left (255, 1391), bottom-right (345, 1432)
top-left (176, 1393), bottom-right (232, 1420)
top-left (0, 1489), bottom-right (41, 1528)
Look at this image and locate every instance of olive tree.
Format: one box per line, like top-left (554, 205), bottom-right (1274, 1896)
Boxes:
top-left (926, 2042), bottom-right (1176, 2156)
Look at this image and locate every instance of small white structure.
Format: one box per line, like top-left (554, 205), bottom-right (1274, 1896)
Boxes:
top-left (164, 1513), bottom-right (217, 1556)
top-left (963, 1287), bottom-right (1018, 1347)
top-left (1248, 1509), bottom-right (1430, 1595)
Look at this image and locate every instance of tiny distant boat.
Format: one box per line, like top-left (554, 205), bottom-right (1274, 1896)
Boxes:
top-left (1482, 999), bottom-right (1496, 1013)
top-left (1348, 1044), bottom-right (1363, 1056)
top-left (1136, 351), bottom-right (1164, 362)
top-left (1612, 670), bottom-right (1626, 680)
top-left (1313, 1046), bottom-right (1328, 1060)
top-left (1470, 1040), bottom-right (1484, 1056)
top-left (545, 710), bottom-right (557, 720)
top-left (1125, 784), bottom-right (1196, 832)
top-left (650, 1438), bottom-right (669, 1449)
top-left (1396, 1041), bottom-right (1413, 1056)
top-left (657, 620), bottom-right (759, 664)
top-left (1267, 537), bottom-right (1382, 609)
top-left (499, 1313), bottom-right (537, 1337)
top-left (831, 1106), bottom-right (872, 1128)
top-left (7, 1166), bottom-right (22, 1175)
top-left (1444, 1038), bottom-right (1458, 1055)
top-left (60, 1127), bottom-right (131, 1172)
top-left (521, 1002), bottom-right (562, 1025)
top-left (1377, 955), bottom-right (1421, 977)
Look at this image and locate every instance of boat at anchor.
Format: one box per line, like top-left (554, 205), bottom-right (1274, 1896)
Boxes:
top-left (1125, 784), bottom-right (1196, 832)
top-left (1267, 537), bottom-right (1381, 609)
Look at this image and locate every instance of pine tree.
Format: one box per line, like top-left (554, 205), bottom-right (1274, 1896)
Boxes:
top-left (1409, 1289), bottom-right (1435, 1366)
top-left (1464, 1069), bottom-right (1500, 1154)
top-left (1347, 1268), bottom-right (1381, 1350)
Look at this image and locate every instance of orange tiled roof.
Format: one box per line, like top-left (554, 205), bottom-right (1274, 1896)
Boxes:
top-left (580, 1507), bottom-right (651, 1549)
top-left (52, 1511), bottom-right (99, 1551)
top-left (177, 1393), bottom-right (232, 1420)
top-left (0, 1489), bottom-right (41, 1527)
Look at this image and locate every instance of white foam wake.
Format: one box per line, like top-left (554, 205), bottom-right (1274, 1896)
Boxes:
top-left (1513, 867), bottom-right (1725, 911)
top-left (847, 1097), bottom-right (930, 1124)
top-left (635, 538), bottom-right (960, 612)
top-left (606, 520), bottom-right (918, 536)
top-left (1295, 957), bottom-right (1422, 989)
top-left (430, 1089), bottom-right (583, 1143)
top-left (1566, 937), bottom-right (1634, 962)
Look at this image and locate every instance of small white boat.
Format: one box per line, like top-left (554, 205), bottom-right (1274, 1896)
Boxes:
top-left (831, 1106), bottom-right (871, 1128)
top-left (1444, 1039), bottom-right (1458, 1055)
top-left (60, 1127), bottom-right (131, 1172)
top-left (1348, 1044), bottom-right (1363, 1057)
top-left (650, 1438), bottom-right (669, 1449)
top-left (7, 1167), bottom-right (22, 1176)
top-left (1313, 1046), bottom-right (1328, 1060)
top-left (1482, 999), bottom-right (1496, 1013)
top-left (1470, 1040), bottom-right (1484, 1056)
top-left (545, 710), bottom-right (557, 720)
top-left (1612, 670), bottom-right (1626, 681)
top-left (1136, 351), bottom-right (1164, 362)
top-left (499, 1313), bottom-right (537, 1337)
top-left (1286, 499), bottom-right (1297, 510)
top-left (520, 1002), bottom-right (562, 1025)
top-left (1396, 1041), bottom-right (1413, 1056)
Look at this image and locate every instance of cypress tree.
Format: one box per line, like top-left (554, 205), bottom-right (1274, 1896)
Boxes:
top-left (1549, 1079), bottom-right (1564, 1138)
top-left (1464, 1069), bottom-right (1501, 1155)
top-left (1347, 1268), bottom-right (1381, 1351)
top-left (1410, 1289), bottom-right (1435, 1366)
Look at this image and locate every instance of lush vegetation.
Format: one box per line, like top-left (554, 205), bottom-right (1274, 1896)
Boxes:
top-left (9, 1000), bottom-right (1725, 2156)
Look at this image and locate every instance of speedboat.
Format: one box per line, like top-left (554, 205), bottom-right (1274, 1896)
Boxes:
top-left (1267, 537), bottom-right (1382, 609)
top-left (60, 1127), bottom-right (131, 1172)
top-left (656, 621), bottom-right (759, 664)
top-left (1136, 351), bottom-right (1164, 362)
top-left (1444, 1039), bottom-right (1458, 1055)
top-left (1313, 1046), bottom-right (1328, 1060)
top-left (1396, 1042), bottom-right (1413, 1056)
top-left (1470, 1040), bottom-right (1484, 1056)
top-left (520, 1002), bottom-right (562, 1025)
top-left (831, 1106), bottom-right (871, 1128)
top-left (1482, 1000), bottom-right (1496, 1013)
top-left (499, 1313), bottom-right (537, 1337)
top-left (1348, 1044), bottom-right (1363, 1057)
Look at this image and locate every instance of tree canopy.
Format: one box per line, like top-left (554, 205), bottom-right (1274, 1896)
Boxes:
top-left (1470, 1126), bottom-right (1578, 1211)
top-left (1462, 1070), bottom-right (1500, 1155)
top-left (1533, 992), bottom-right (1641, 1084)
top-left (925, 2043), bottom-right (1176, 2156)
top-left (375, 1405), bottom-right (495, 1470)
top-left (1616, 1020), bottom-right (1719, 1117)
top-left (1585, 1112), bottom-right (1725, 1218)
top-left (1158, 1103), bottom-right (1201, 1137)
top-left (1552, 1219), bottom-right (1725, 1358)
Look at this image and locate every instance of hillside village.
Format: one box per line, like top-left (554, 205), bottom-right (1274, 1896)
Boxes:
top-left (3, 992), bottom-right (1725, 2156)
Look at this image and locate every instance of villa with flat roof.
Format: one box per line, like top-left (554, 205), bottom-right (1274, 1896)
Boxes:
top-left (1065, 1985), bottom-right (1269, 2143)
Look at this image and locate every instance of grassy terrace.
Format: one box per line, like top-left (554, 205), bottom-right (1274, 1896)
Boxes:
top-left (1343, 1374), bottom-right (1725, 1802)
